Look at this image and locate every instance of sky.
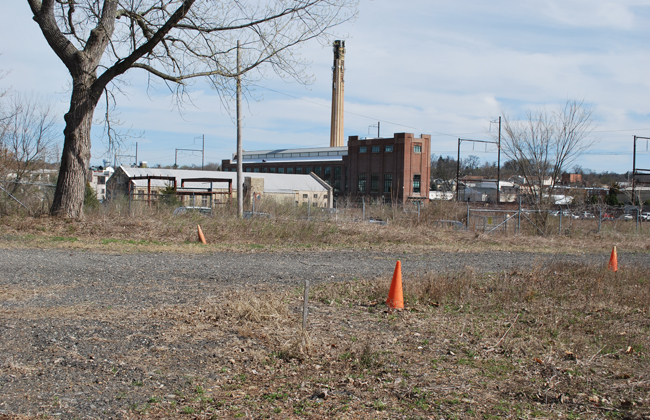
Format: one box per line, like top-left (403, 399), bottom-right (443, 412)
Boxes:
top-left (2, 0), bottom-right (650, 174)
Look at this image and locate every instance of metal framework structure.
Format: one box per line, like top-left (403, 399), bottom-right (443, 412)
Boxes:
top-left (632, 135), bottom-right (650, 205)
top-left (177, 177), bottom-right (233, 206)
top-left (128, 175), bottom-right (176, 204)
top-left (127, 175), bottom-right (233, 206)
top-left (456, 132), bottom-right (501, 202)
top-left (175, 135), bottom-right (205, 170)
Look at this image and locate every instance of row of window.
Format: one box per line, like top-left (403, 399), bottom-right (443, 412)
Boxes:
top-left (358, 174), bottom-right (393, 193)
top-left (358, 174), bottom-right (421, 194)
top-left (359, 145), bottom-right (393, 154)
top-left (226, 166), bottom-right (327, 175)
top-left (357, 144), bottom-right (421, 154)
top-left (244, 150), bottom-right (344, 159)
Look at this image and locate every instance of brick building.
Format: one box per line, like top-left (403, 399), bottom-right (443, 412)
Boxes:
top-left (347, 133), bottom-right (430, 202)
top-left (221, 132), bottom-right (431, 203)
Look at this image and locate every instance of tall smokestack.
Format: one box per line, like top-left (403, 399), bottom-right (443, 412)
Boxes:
top-left (330, 40), bottom-right (345, 148)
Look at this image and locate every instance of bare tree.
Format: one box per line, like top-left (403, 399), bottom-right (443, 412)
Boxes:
top-left (500, 100), bottom-right (595, 207)
top-left (27, 0), bottom-right (358, 218)
top-left (0, 94), bottom-right (59, 192)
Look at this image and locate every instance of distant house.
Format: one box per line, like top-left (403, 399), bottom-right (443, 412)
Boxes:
top-left (106, 166), bottom-right (333, 208)
top-left (87, 167), bottom-right (114, 201)
top-left (561, 173), bottom-right (582, 185)
top-left (457, 178), bottom-right (519, 203)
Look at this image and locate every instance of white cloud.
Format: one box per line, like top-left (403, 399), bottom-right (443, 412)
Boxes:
top-left (537, 0), bottom-right (637, 28)
top-left (3, 0), bottom-right (650, 171)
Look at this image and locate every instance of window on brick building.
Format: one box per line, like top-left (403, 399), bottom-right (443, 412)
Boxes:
top-left (359, 146), bottom-right (367, 153)
top-left (358, 174), bottom-right (366, 192)
top-left (384, 174), bottom-right (392, 193)
top-left (413, 175), bottom-right (421, 193)
top-left (334, 166), bottom-right (342, 192)
top-left (296, 167), bottom-right (302, 174)
top-left (371, 174), bottom-right (379, 192)
top-left (314, 167), bottom-right (321, 177)
top-left (278, 168), bottom-right (285, 173)
top-left (269, 167), bottom-right (276, 173)
top-left (414, 144), bottom-right (422, 153)
top-left (287, 167), bottom-right (294, 174)
top-left (385, 145), bottom-right (393, 153)
top-left (371, 146), bottom-right (380, 153)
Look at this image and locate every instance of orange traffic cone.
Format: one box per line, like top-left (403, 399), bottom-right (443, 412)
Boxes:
top-left (607, 246), bottom-right (618, 272)
top-left (197, 225), bottom-right (207, 245)
top-left (386, 261), bottom-right (404, 310)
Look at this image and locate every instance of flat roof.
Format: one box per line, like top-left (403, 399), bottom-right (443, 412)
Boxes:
top-left (233, 146), bottom-right (347, 161)
top-left (118, 167), bottom-right (329, 193)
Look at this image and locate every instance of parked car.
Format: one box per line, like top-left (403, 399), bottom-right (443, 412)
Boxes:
top-left (602, 213), bottom-right (614, 221)
top-left (619, 214), bottom-right (634, 221)
top-left (641, 212), bottom-right (650, 221)
top-left (173, 206), bottom-right (212, 216)
top-left (243, 211), bottom-right (272, 219)
top-left (578, 212), bottom-right (595, 219)
top-left (549, 211), bottom-right (560, 217)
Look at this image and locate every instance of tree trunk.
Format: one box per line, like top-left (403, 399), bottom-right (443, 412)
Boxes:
top-left (50, 81), bottom-right (99, 218)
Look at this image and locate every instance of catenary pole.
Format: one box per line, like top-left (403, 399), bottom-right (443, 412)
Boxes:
top-left (236, 41), bottom-right (244, 217)
top-left (497, 116), bottom-right (501, 204)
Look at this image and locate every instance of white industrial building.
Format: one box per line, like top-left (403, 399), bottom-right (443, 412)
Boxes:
top-left (106, 166), bottom-right (333, 208)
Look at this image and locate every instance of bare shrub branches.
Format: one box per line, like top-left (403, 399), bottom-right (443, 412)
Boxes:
top-left (501, 100), bottom-right (596, 207)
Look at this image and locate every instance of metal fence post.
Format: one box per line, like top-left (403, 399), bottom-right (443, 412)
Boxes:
top-left (559, 211), bottom-right (562, 235)
top-left (417, 201), bottom-right (421, 223)
top-left (302, 280), bottom-right (309, 331)
top-left (466, 201), bottom-right (470, 230)
top-left (517, 196), bottom-right (521, 233)
top-left (362, 198), bottom-right (365, 221)
top-left (598, 207), bottom-right (601, 233)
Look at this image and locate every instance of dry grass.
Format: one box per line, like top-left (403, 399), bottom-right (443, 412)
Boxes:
top-left (98, 263), bottom-right (650, 418)
top-left (1, 260), bottom-right (649, 419)
top-left (117, 262), bottom-right (650, 419)
top-left (2, 200), bottom-right (650, 255)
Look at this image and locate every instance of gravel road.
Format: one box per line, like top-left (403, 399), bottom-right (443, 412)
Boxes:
top-left (0, 247), bottom-right (648, 419)
top-left (0, 248), bottom-right (648, 310)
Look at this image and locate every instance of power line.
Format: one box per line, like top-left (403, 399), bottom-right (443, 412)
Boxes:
top-left (250, 83), bottom-right (488, 138)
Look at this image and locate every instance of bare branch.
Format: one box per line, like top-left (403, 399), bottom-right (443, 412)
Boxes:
top-left (500, 100), bottom-right (595, 209)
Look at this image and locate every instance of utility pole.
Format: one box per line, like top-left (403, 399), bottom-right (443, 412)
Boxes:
top-left (236, 40), bottom-right (244, 217)
top-left (497, 117), bottom-right (501, 204)
top-left (456, 138), bottom-right (461, 201)
top-left (632, 135), bottom-right (650, 206)
top-left (633, 135), bottom-right (637, 205)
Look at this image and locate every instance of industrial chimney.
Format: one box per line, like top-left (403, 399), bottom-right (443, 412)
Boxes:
top-left (330, 40), bottom-right (345, 148)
